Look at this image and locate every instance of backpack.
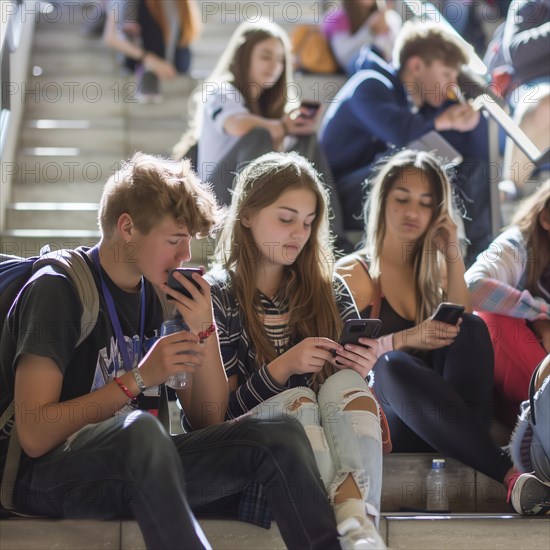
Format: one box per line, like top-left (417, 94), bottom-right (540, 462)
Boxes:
top-left (291, 25), bottom-right (340, 74)
top-left (0, 247), bottom-right (99, 515)
top-left (0, 246), bottom-right (174, 516)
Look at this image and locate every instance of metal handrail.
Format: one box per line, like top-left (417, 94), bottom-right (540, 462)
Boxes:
top-left (1, 1), bottom-right (53, 159)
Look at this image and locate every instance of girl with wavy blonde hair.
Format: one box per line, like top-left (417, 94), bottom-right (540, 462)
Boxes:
top-left (208, 151), bottom-right (387, 550)
top-left (337, 149), bottom-right (517, 497)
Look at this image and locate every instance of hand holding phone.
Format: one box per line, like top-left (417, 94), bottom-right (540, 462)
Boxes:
top-left (334, 318), bottom-right (381, 372)
top-left (431, 302), bottom-right (465, 325)
top-left (167, 268), bottom-right (203, 299)
top-left (299, 100), bottom-right (321, 120)
top-left (338, 319), bottom-right (382, 348)
top-left (333, 319), bottom-right (382, 355)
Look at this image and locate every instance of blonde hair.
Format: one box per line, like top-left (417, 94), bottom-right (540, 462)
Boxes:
top-left (362, 150), bottom-right (457, 322)
top-left (511, 181), bottom-right (550, 296)
top-left (214, 151), bottom-right (341, 387)
top-left (173, 18), bottom-right (295, 159)
top-left (98, 152), bottom-right (221, 238)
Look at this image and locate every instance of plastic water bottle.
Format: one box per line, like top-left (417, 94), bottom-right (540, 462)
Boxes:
top-left (426, 458), bottom-right (449, 511)
top-left (160, 317), bottom-right (191, 390)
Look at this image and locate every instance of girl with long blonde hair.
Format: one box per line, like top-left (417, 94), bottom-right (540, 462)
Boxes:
top-left (337, 149), bottom-right (518, 497)
top-left (208, 151), bottom-right (386, 550)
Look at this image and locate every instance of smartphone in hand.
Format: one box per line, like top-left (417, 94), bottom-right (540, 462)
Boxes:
top-left (299, 100), bottom-right (321, 119)
top-left (432, 302), bottom-right (465, 324)
top-left (167, 268), bottom-right (202, 299)
top-left (339, 319), bottom-right (382, 347)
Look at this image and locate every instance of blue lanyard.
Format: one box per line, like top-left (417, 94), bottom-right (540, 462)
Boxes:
top-left (91, 246), bottom-right (146, 372)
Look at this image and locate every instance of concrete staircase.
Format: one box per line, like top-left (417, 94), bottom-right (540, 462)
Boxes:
top-left (1, 452), bottom-right (549, 550)
top-left (1, 2), bottom-right (548, 549)
top-left (0, 0), bottom-right (343, 261)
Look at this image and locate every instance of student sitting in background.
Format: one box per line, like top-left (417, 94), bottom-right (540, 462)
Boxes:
top-left (466, 182), bottom-right (550, 429)
top-left (173, 18), bottom-right (352, 253)
top-left (322, 0), bottom-right (401, 74)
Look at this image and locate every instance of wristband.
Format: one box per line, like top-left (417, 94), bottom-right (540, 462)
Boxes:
top-left (198, 322), bottom-right (216, 343)
top-left (132, 367), bottom-right (147, 393)
top-left (114, 377), bottom-right (136, 401)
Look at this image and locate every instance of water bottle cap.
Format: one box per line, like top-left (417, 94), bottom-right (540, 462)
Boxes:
top-left (431, 458), bottom-right (446, 469)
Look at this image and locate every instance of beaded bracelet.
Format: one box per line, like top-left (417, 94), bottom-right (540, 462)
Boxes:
top-left (198, 322), bottom-right (216, 343)
top-left (114, 377), bottom-right (136, 401)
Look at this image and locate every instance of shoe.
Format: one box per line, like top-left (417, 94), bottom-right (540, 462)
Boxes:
top-left (338, 517), bottom-right (386, 550)
top-left (508, 472), bottom-right (550, 515)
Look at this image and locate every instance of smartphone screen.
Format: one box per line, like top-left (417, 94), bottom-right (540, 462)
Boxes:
top-left (167, 268), bottom-right (202, 299)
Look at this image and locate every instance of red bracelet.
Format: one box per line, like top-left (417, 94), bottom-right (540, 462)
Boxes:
top-left (114, 377), bottom-right (136, 401)
top-left (198, 322), bottom-right (216, 343)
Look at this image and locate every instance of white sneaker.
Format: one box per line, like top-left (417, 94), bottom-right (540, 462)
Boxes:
top-left (338, 517), bottom-right (386, 550)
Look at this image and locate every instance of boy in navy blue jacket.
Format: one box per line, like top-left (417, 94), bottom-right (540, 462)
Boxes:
top-left (320, 22), bottom-right (490, 259)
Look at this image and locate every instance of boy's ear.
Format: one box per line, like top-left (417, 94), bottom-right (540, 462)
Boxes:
top-left (406, 55), bottom-right (424, 76)
top-left (118, 213), bottom-right (134, 240)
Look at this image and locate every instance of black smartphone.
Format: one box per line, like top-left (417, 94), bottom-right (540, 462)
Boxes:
top-left (299, 100), bottom-right (321, 119)
top-left (432, 302), bottom-right (465, 324)
top-left (167, 268), bottom-right (202, 299)
top-left (339, 318), bottom-right (382, 347)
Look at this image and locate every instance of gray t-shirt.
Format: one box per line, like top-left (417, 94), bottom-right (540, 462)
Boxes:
top-left (197, 83), bottom-right (249, 182)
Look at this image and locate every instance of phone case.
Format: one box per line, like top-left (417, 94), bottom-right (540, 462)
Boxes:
top-left (432, 302), bottom-right (465, 324)
top-left (338, 319), bottom-right (382, 346)
top-left (167, 268), bottom-right (202, 299)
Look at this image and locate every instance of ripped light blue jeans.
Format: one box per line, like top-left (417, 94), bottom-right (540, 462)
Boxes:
top-left (248, 369), bottom-right (383, 522)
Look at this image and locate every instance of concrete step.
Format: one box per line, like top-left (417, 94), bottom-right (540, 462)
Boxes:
top-left (381, 454), bottom-right (508, 514)
top-left (0, 513), bottom-right (547, 550)
top-left (0, 233), bottom-right (215, 268)
top-left (5, 202), bottom-right (99, 231)
top-left (20, 119), bottom-right (185, 157)
top-left (11, 181), bottom-right (104, 203)
top-left (14, 152), bottom-right (122, 184)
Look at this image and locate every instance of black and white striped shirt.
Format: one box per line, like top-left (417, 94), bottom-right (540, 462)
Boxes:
top-left (207, 269), bottom-right (359, 419)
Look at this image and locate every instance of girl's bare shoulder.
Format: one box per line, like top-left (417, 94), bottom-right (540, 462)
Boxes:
top-left (335, 254), bottom-right (374, 312)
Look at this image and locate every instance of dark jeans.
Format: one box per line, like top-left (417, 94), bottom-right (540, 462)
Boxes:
top-left (373, 314), bottom-right (512, 483)
top-left (14, 414), bottom-right (339, 550)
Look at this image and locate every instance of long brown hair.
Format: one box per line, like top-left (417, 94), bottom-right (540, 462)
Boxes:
top-left (511, 181), bottom-right (550, 296)
top-left (361, 150), bottom-right (457, 323)
top-left (214, 152), bottom-right (342, 387)
top-left (173, 19), bottom-right (293, 159)
top-left (343, 0), bottom-right (380, 34)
